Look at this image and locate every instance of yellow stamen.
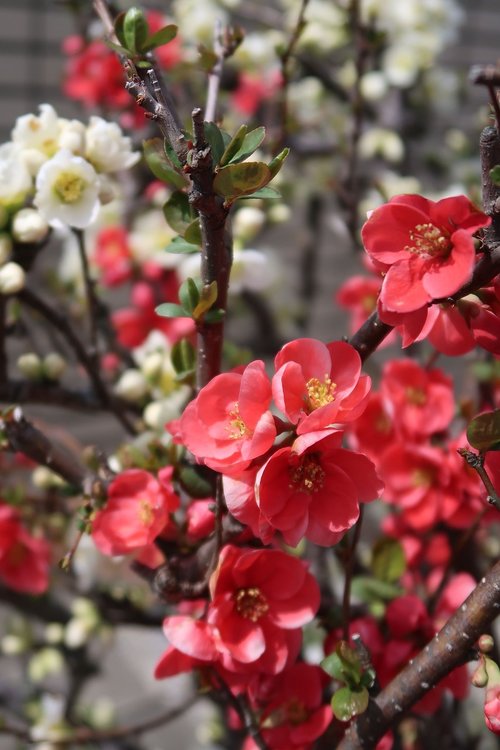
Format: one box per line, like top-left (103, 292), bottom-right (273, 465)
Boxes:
top-left (404, 223), bottom-right (450, 258)
top-left (53, 172), bottom-right (87, 204)
top-left (306, 374), bottom-right (336, 411)
top-left (235, 587), bottom-right (269, 622)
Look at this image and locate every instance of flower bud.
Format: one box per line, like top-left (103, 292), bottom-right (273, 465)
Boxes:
top-left (12, 208), bottom-right (50, 244)
top-left (233, 206), bottom-right (265, 242)
top-left (64, 618), bottom-right (90, 649)
top-left (479, 635), bottom-right (496, 654)
top-left (0, 233), bottom-right (12, 264)
top-left (32, 466), bottom-right (65, 489)
top-left (141, 351), bottom-right (165, 382)
top-left (44, 623), bottom-right (65, 644)
top-left (114, 369), bottom-right (149, 402)
top-left (28, 648), bottom-right (64, 683)
top-left (1, 634), bottom-right (27, 655)
top-left (17, 352), bottom-right (43, 379)
top-left (0, 261), bottom-right (26, 294)
top-left (43, 352), bottom-right (67, 380)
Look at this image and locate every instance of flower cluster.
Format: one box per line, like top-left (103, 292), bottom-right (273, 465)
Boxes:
top-left (0, 501), bottom-right (51, 594)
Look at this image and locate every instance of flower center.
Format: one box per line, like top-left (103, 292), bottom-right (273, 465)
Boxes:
top-left (405, 223), bottom-right (450, 259)
top-left (405, 386), bottom-right (427, 405)
top-left (286, 698), bottom-right (309, 725)
top-left (412, 468), bottom-right (434, 488)
top-left (306, 375), bottom-right (336, 411)
top-left (362, 293), bottom-right (377, 313)
top-left (227, 403), bottom-right (250, 440)
top-left (53, 172), bottom-right (87, 204)
top-left (289, 454), bottom-right (325, 494)
top-left (235, 587), bottom-right (269, 622)
top-left (138, 499), bottom-right (154, 526)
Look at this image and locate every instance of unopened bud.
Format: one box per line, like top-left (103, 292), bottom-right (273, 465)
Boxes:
top-left (141, 351), bottom-right (165, 381)
top-left (0, 261), bottom-right (25, 294)
top-left (43, 352), bottom-right (67, 380)
top-left (12, 208), bottom-right (49, 244)
top-left (17, 352), bottom-right (43, 379)
top-left (114, 369), bottom-right (149, 402)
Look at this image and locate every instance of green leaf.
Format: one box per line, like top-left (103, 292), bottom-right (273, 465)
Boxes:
top-left (164, 139), bottom-right (183, 171)
top-left (143, 139), bottom-right (188, 188)
top-left (467, 410), bottom-right (500, 452)
top-left (351, 576), bottom-right (402, 604)
top-left (268, 147), bottom-right (290, 179)
top-left (155, 303), bottom-right (187, 318)
top-left (179, 466), bottom-right (213, 498)
top-left (114, 12), bottom-right (126, 46)
top-left (240, 187), bottom-right (281, 200)
top-left (372, 538), bottom-right (406, 583)
top-left (213, 162), bottom-right (272, 202)
top-left (204, 122), bottom-right (226, 166)
top-left (143, 24), bottom-right (177, 52)
top-left (490, 165), bottom-right (500, 186)
top-left (184, 219), bottom-right (202, 246)
top-left (136, 60), bottom-right (153, 69)
top-left (192, 281), bottom-right (218, 320)
top-left (179, 278), bottom-right (200, 313)
top-left (165, 236), bottom-right (200, 254)
top-left (104, 40), bottom-right (131, 57)
top-left (123, 7), bottom-right (149, 54)
top-left (226, 126), bottom-right (266, 165)
top-left (171, 339), bottom-right (196, 375)
top-left (204, 309), bottom-right (226, 323)
top-left (197, 43), bottom-right (218, 73)
top-left (163, 192), bottom-right (194, 235)
top-left (220, 125), bottom-right (248, 167)
top-left (331, 687), bottom-right (369, 722)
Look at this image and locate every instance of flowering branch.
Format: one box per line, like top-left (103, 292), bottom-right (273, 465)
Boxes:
top-left (338, 558), bottom-right (500, 749)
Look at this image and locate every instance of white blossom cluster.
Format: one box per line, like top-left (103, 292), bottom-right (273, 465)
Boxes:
top-left (0, 105), bottom-right (139, 294)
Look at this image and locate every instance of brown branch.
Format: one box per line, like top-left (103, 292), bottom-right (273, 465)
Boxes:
top-left (342, 507), bottom-right (364, 640)
top-left (75, 229), bottom-right (99, 358)
top-left (189, 108), bottom-right (231, 389)
top-left (18, 287), bottom-right (137, 434)
top-left (0, 695), bottom-right (198, 745)
top-left (212, 669), bottom-right (269, 750)
top-left (457, 448), bottom-right (500, 510)
top-left (0, 406), bottom-right (87, 486)
top-left (338, 558), bottom-right (500, 749)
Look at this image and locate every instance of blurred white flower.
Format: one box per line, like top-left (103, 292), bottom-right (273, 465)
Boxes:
top-left (34, 150), bottom-right (100, 229)
top-left (359, 128), bottom-right (404, 163)
top-left (0, 143), bottom-right (33, 208)
top-left (58, 118), bottom-right (86, 155)
top-left (11, 103), bottom-right (61, 161)
top-left (12, 207), bottom-right (49, 243)
top-left (128, 209), bottom-right (178, 267)
top-left (114, 368), bottom-right (149, 401)
top-left (85, 116), bottom-right (140, 173)
top-left (0, 261), bottom-right (26, 294)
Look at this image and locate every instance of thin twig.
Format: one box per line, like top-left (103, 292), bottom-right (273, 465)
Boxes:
top-left (457, 449), bottom-right (500, 510)
top-left (212, 669), bottom-right (269, 750)
top-left (75, 229), bottom-right (99, 357)
top-left (0, 695), bottom-right (198, 745)
top-left (0, 378), bottom-right (138, 413)
top-left (342, 507), bottom-right (364, 640)
top-left (205, 19), bottom-right (224, 123)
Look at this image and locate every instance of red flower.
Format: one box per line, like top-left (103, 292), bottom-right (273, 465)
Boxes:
top-left (0, 503), bottom-right (50, 594)
top-left (362, 194), bottom-right (490, 313)
top-left (256, 431), bottom-right (383, 546)
top-left (273, 339), bottom-right (371, 435)
top-left (91, 468), bottom-right (180, 556)
top-left (380, 359), bottom-right (454, 440)
top-left (208, 545), bottom-right (319, 671)
top-left (91, 226), bottom-right (133, 287)
top-left (178, 361), bottom-right (277, 473)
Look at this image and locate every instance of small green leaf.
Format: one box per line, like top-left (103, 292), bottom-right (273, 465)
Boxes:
top-left (143, 24), bottom-right (177, 52)
top-left (165, 236), bottom-right (200, 254)
top-left (240, 187), bottom-right (281, 200)
top-left (204, 122), bottom-right (226, 166)
top-left (197, 44), bottom-right (218, 73)
top-left (143, 139), bottom-right (188, 188)
top-left (204, 309), bottom-right (226, 323)
top-left (136, 60), bottom-right (153, 69)
top-left (213, 162), bottom-right (272, 202)
top-left (467, 410), bottom-right (500, 452)
top-left (490, 165), bottom-right (500, 186)
top-left (321, 642), bottom-right (362, 687)
top-left (123, 7), bottom-right (149, 54)
top-left (184, 219), bottom-right (202, 246)
top-left (268, 147), bottom-right (290, 178)
top-left (331, 687), bottom-right (369, 722)
top-left (192, 281), bottom-right (218, 320)
top-left (227, 126), bottom-right (266, 165)
top-left (351, 576), bottom-right (402, 603)
top-left (179, 278), bottom-right (200, 313)
top-left (372, 538), bottom-right (406, 583)
top-left (179, 466), bottom-right (213, 498)
top-left (104, 40), bottom-right (131, 57)
top-left (114, 12), bottom-right (126, 46)
top-left (164, 139), bottom-right (183, 171)
top-left (171, 339), bottom-right (196, 374)
top-left (220, 124), bottom-right (248, 167)
top-left (163, 191), bottom-right (194, 235)
top-left (155, 303), bottom-right (187, 318)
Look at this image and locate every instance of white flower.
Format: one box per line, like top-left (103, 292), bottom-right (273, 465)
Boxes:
top-left (12, 208), bottom-right (49, 243)
top-left (85, 116), bottom-right (140, 173)
top-left (43, 352), bottom-right (67, 380)
top-left (0, 143), bottom-right (33, 208)
top-left (233, 206), bottom-right (266, 243)
top-left (34, 150), bottom-right (100, 229)
top-left (58, 118), bottom-right (86, 154)
top-left (359, 128), bottom-right (404, 163)
top-left (0, 262), bottom-right (26, 294)
top-left (114, 369), bottom-right (149, 402)
top-left (11, 104), bottom-right (61, 160)
top-left (360, 71), bottom-right (388, 101)
top-left (17, 352), bottom-right (43, 379)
